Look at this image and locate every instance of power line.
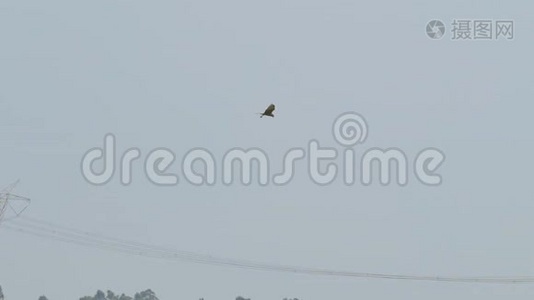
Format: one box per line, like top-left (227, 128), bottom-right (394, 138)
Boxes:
top-left (3, 216), bottom-right (534, 284)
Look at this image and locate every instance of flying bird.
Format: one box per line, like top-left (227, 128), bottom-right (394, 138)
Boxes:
top-left (259, 104), bottom-right (275, 118)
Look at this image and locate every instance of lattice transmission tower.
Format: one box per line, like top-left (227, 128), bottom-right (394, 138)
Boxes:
top-left (0, 180), bottom-right (30, 223)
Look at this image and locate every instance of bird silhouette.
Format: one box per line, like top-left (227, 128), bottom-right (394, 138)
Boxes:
top-left (258, 104), bottom-right (275, 118)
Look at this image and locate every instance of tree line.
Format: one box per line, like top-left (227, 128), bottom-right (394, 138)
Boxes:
top-left (0, 285), bottom-right (299, 300)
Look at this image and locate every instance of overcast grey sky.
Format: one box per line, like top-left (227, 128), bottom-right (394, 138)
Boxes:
top-left (1, 0), bottom-right (534, 299)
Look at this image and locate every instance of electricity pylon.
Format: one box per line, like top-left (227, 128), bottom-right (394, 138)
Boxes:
top-left (0, 180), bottom-right (30, 223)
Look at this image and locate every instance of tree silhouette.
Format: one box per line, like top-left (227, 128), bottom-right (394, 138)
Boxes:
top-left (79, 289), bottom-right (156, 300)
top-left (133, 289), bottom-right (158, 300)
